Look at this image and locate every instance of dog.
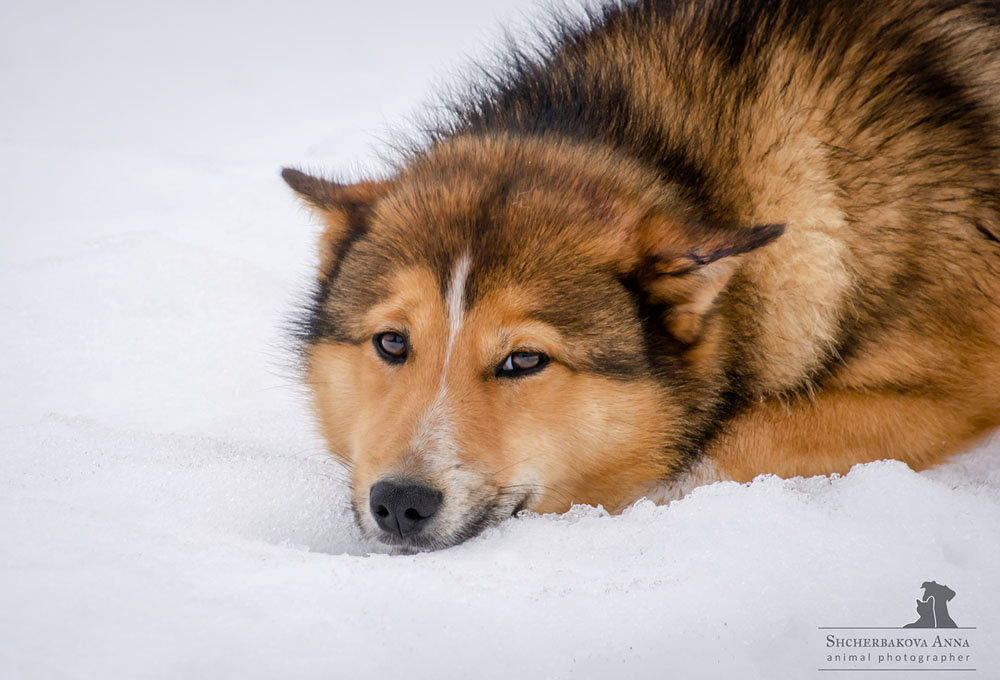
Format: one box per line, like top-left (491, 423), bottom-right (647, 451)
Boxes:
top-left (283, 0), bottom-right (1000, 551)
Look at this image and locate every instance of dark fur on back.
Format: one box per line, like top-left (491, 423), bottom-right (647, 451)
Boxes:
top-left (424, 0), bottom-right (1000, 219)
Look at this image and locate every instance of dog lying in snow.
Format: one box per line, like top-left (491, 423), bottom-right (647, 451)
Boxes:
top-left (283, 0), bottom-right (1000, 550)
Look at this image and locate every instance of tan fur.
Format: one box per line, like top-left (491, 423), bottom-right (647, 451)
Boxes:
top-left (712, 390), bottom-right (1000, 482)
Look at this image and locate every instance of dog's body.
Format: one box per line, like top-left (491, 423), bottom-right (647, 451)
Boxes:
top-left (284, 0), bottom-right (1000, 550)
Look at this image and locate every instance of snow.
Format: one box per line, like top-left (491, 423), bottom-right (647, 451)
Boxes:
top-left (2, 0), bottom-right (999, 677)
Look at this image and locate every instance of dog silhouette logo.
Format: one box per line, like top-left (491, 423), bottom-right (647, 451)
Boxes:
top-left (903, 581), bottom-right (959, 628)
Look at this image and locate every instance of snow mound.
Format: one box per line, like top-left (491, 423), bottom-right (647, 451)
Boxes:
top-left (3, 414), bottom-right (998, 678)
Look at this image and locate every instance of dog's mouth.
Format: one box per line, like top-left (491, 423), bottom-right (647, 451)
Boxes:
top-left (362, 490), bottom-right (530, 553)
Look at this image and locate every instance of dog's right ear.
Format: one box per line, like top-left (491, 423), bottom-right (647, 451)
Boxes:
top-left (629, 217), bottom-right (785, 344)
top-left (281, 168), bottom-right (389, 278)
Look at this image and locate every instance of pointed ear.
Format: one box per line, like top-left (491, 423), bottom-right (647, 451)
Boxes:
top-left (281, 168), bottom-right (389, 278)
top-left (636, 218), bottom-right (784, 344)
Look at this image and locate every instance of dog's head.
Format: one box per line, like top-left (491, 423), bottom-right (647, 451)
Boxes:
top-left (285, 135), bottom-right (782, 550)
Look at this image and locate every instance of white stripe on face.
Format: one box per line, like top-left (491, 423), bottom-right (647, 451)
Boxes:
top-left (409, 252), bottom-right (472, 458)
top-left (442, 251), bottom-right (472, 379)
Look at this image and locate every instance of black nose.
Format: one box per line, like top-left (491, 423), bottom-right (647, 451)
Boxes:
top-left (369, 480), bottom-right (443, 537)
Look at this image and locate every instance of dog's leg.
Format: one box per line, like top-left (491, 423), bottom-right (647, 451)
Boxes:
top-left (708, 390), bottom-right (999, 482)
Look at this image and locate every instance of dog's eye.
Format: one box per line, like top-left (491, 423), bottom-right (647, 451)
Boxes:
top-left (497, 351), bottom-right (548, 378)
top-left (373, 332), bottom-right (408, 364)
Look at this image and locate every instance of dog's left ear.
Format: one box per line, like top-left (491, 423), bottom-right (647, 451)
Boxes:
top-left (634, 217), bottom-right (785, 344)
top-left (282, 168), bottom-right (389, 278)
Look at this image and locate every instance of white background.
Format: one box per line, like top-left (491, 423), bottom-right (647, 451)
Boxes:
top-left (2, 0), bottom-right (998, 677)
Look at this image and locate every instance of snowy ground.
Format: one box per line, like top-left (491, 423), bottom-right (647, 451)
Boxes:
top-left (2, 1), bottom-right (999, 677)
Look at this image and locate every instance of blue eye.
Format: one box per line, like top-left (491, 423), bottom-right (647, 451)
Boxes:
top-left (496, 351), bottom-right (549, 378)
top-left (374, 332), bottom-right (408, 364)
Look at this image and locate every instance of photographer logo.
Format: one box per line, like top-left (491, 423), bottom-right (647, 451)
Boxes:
top-left (818, 581), bottom-right (976, 673)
